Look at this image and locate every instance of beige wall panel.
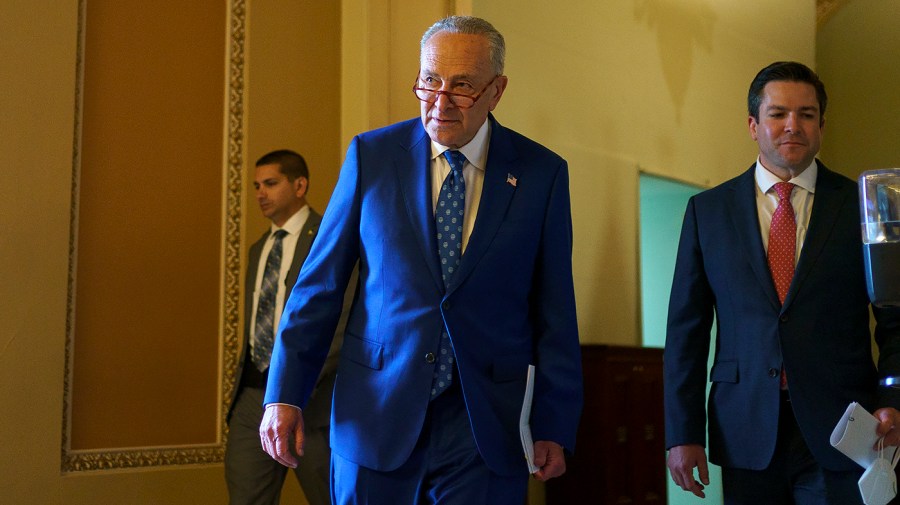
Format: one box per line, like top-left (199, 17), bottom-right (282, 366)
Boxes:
top-left (1, 0), bottom-right (79, 501)
top-left (71, 0), bottom-right (225, 450)
top-left (244, 0), bottom-right (342, 237)
top-left (58, 468), bottom-right (227, 503)
top-left (817, 0), bottom-right (900, 179)
top-left (387, 2), bottom-right (446, 127)
top-left (341, 0), bottom-right (447, 149)
top-left (471, 0), bottom-right (815, 345)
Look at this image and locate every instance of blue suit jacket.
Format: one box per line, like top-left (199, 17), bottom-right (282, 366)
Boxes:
top-left (664, 162), bottom-right (900, 471)
top-left (266, 115), bottom-right (583, 476)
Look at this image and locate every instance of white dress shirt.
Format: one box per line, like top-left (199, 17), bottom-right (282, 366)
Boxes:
top-left (250, 205), bottom-right (310, 353)
top-left (430, 119), bottom-right (491, 254)
top-left (754, 160), bottom-right (817, 265)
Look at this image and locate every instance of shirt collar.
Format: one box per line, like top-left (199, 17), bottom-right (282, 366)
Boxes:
top-left (429, 119), bottom-right (491, 171)
top-left (755, 158), bottom-right (818, 195)
top-left (269, 204), bottom-right (309, 237)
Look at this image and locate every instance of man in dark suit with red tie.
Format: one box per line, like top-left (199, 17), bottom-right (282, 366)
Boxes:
top-left (664, 61), bottom-right (900, 504)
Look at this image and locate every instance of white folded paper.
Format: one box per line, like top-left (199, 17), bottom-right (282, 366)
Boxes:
top-left (519, 364), bottom-right (539, 474)
top-left (831, 402), bottom-right (896, 468)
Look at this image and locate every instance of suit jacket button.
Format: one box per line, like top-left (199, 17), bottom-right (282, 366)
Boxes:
top-left (442, 301), bottom-right (450, 310)
top-left (425, 352), bottom-right (436, 364)
top-left (768, 368), bottom-right (779, 378)
top-left (780, 314), bottom-right (789, 323)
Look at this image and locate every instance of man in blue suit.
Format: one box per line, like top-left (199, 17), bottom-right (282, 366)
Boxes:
top-left (664, 61), bottom-right (900, 504)
top-left (259, 15), bottom-right (583, 505)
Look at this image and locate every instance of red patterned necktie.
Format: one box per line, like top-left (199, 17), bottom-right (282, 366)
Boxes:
top-left (768, 182), bottom-right (795, 390)
top-left (768, 182), bottom-right (796, 304)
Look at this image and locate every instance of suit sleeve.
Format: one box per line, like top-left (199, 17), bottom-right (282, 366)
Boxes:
top-left (265, 136), bottom-right (362, 408)
top-left (529, 161), bottom-right (584, 452)
top-left (664, 196), bottom-right (716, 449)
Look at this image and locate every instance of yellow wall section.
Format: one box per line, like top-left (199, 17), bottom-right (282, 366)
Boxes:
top-left (70, 0), bottom-right (225, 450)
top-left (817, 0), bottom-right (900, 179)
top-left (472, 0), bottom-right (815, 346)
top-left (244, 1), bottom-right (341, 237)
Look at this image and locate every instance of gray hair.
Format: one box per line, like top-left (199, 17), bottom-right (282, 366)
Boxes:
top-left (420, 16), bottom-right (505, 75)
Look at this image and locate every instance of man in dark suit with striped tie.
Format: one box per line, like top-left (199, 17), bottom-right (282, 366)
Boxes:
top-left (226, 149), bottom-right (340, 505)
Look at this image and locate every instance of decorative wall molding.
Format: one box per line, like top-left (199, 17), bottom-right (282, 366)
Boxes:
top-left (63, 445), bottom-right (225, 472)
top-left (61, 0), bottom-right (245, 472)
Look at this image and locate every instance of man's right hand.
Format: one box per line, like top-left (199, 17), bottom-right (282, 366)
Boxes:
top-left (259, 404), bottom-right (305, 468)
top-left (667, 444), bottom-right (710, 498)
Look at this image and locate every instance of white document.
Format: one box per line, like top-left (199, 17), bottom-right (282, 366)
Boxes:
top-left (831, 402), bottom-right (896, 468)
top-left (519, 364), bottom-right (539, 474)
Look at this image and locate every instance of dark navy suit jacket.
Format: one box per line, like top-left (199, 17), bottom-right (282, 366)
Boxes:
top-left (266, 115), bottom-right (583, 476)
top-left (664, 161), bottom-right (900, 471)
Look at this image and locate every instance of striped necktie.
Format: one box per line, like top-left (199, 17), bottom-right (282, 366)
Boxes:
top-left (251, 229), bottom-right (288, 372)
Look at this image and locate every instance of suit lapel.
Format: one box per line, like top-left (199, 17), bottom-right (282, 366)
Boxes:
top-left (447, 116), bottom-right (520, 294)
top-left (785, 163), bottom-right (846, 308)
top-left (244, 233), bottom-right (266, 349)
top-left (396, 116), bottom-right (522, 295)
top-left (284, 210), bottom-right (321, 296)
top-left (728, 165), bottom-right (782, 310)
top-left (396, 122), bottom-right (445, 292)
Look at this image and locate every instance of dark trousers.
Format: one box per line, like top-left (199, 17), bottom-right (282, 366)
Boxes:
top-left (331, 380), bottom-right (528, 505)
top-left (722, 393), bottom-right (863, 505)
top-left (225, 386), bottom-right (332, 505)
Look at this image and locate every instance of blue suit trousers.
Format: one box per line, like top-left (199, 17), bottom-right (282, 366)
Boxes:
top-left (331, 380), bottom-right (528, 505)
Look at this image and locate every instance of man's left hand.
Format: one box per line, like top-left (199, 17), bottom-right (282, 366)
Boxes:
top-left (873, 407), bottom-right (900, 447)
top-left (533, 440), bottom-right (566, 481)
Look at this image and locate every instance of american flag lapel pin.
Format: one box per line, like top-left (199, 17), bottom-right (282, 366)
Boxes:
top-left (506, 173), bottom-right (517, 187)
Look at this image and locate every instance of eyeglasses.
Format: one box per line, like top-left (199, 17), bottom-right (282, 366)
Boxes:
top-left (412, 73), bottom-right (499, 109)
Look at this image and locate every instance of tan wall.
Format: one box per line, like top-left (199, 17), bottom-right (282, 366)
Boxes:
top-left (244, 0), bottom-right (342, 237)
top-left (817, 0), bottom-right (900, 180)
top-left (71, 0), bottom-right (224, 451)
top-left (471, 0), bottom-right (815, 346)
top-left (340, 0), bottom-right (450, 146)
top-left (1, 1), bottom-right (79, 502)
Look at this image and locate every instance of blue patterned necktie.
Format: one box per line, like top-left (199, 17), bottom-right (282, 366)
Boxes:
top-left (251, 229), bottom-right (288, 372)
top-left (432, 150), bottom-right (466, 398)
